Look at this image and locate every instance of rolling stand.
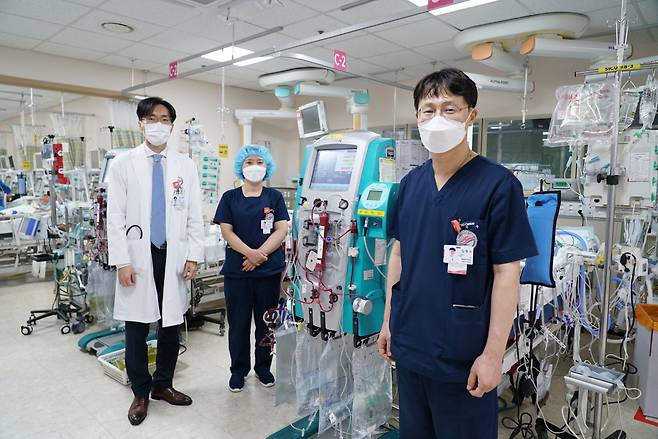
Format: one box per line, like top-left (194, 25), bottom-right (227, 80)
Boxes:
top-left (21, 253), bottom-right (92, 335)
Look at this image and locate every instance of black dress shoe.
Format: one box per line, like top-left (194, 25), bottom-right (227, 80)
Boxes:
top-left (128, 396), bottom-right (149, 426)
top-left (151, 387), bottom-right (193, 406)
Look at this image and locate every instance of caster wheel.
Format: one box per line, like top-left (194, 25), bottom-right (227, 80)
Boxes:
top-left (21, 326), bottom-right (33, 336)
top-left (84, 314), bottom-right (94, 324)
top-left (60, 324), bottom-right (71, 335)
top-left (219, 328), bottom-right (225, 336)
top-left (30, 314), bottom-right (37, 325)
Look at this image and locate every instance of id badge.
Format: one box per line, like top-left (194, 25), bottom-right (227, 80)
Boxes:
top-left (261, 219), bottom-right (273, 235)
top-left (443, 245), bottom-right (474, 265)
top-left (173, 193), bottom-right (185, 211)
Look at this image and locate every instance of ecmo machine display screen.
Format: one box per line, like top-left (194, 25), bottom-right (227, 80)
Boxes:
top-left (310, 147), bottom-right (357, 191)
top-left (301, 105), bottom-right (322, 135)
top-left (367, 190), bottom-right (383, 201)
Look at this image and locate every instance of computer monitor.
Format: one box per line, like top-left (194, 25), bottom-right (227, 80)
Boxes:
top-left (297, 100), bottom-right (329, 139)
top-left (309, 146), bottom-right (357, 192)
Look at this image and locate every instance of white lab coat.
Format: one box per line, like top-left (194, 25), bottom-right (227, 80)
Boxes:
top-left (107, 143), bottom-right (204, 327)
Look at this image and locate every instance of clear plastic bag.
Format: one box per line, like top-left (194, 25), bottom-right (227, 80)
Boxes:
top-left (351, 343), bottom-right (392, 439)
top-left (294, 327), bottom-right (325, 417)
top-left (640, 75), bottom-right (657, 129)
top-left (274, 324), bottom-right (297, 407)
top-left (318, 335), bottom-right (354, 433)
top-left (548, 79), bottom-right (618, 145)
top-left (619, 89), bottom-right (641, 131)
top-left (86, 262), bottom-right (117, 325)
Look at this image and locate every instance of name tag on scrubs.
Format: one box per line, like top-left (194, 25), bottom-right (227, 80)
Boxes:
top-left (262, 210), bottom-right (274, 234)
top-left (444, 245), bottom-right (474, 275)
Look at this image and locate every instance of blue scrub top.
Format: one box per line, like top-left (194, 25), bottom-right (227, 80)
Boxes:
top-left (389, 156), bottom-right (537, 383)
top-left (214, 187), bottom-right (290, 279)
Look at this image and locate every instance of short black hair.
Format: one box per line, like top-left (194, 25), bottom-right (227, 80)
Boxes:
top-left (413, 68), bottom-right (478, 111)
top-left (136, 97), bottom-right (176, 122)
top-left (449, 247), bottom-right (456, 252)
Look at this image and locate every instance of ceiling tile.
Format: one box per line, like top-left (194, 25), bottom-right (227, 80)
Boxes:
top-left (223, 2), bottom-right (318, 28)
top-left (96, 54), bottom-right (159, 70)
top-left (363, 49), bottom-right (431, 68)
top-left (33, 41), bottom-right (108, 61)
top-left (374, 16), bottom-right (457, 47)
top-left (288, 0), bottom-right (343, 13)
top-left (635, 0), bottom-right (658, 26)
top-left (246, 57), bottom-right (306, 73)
top-left (0, 13), bottom-right (63, 39)
top-left (435, 0), bottom-right (530, 30)
top-left (63, 0), bottom-right (107, 6)
top-left (413, 40), bottom-right (464, 62)
top-left (0, 32), bottom-right (41, 50)
top-left (117, 43), bottom-right (188, 65)
top-left (0, 0), bottom-right (90, 25)
top-left (585, 5), bottom-right (643, 35)
top-left (328, 0), bottom-right (418, 25)
top-left (401, 62), bottom-right (446, 79)
top-left (51, 27), bottom-right (133, 52)
top-left (99, 0), bottom-right (202, 27)
top-left (174, 14), bottom-right (265, 44)
top-left (282, 14), bottom-right (348, 39)
top-left (72, 10), bottom-right (167, 42)
top-left (240, 33), bottom-right (295, 52)
top-left (142, 29), bottom-right (220, 54)
top-left (324, 33), bottom-right (403, 58)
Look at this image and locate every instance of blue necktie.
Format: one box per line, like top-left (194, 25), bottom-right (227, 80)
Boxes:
top-left (151, 154), bottom-right (166, 247)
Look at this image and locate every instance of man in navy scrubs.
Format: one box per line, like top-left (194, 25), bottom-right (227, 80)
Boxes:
top-left (377, 68), bottom-right (537, 438)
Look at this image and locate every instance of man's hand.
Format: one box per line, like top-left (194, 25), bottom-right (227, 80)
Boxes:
top-left (118, 265), bottom-right (136, 287)
top-left (466, 351), bottom-right (503, 398)
top-left (183, 261), bottom-right (198, 281)
top-left (377, 320), bottom-right (394, 362)
top-left (246, 248), bottom-right (268, 266)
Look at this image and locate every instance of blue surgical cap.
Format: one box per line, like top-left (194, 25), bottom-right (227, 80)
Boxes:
top-left (234, 144), bottom-right (276, 180)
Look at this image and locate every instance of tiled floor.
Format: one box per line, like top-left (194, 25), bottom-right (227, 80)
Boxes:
top-left (1, 277), bottom-right (656, 439)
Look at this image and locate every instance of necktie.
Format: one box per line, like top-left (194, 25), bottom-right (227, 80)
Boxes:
top-left (151, 154), bottom-right (166, 247)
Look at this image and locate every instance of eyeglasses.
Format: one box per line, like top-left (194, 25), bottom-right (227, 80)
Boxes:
top-left (417, 105), bottom-right (469, 121)
top-left (142, 116), bottom-right (172, 126)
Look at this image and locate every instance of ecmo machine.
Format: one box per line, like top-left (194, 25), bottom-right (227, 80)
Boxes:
top-left (291, 130), bottom-right (398, 345)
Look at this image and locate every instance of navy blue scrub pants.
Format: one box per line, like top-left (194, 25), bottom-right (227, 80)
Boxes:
top-left (224, 274), bottom-right (280, 377)
top-left (397, 365), bottom-right (498, 439)
top-left (125, 245), bottom-right (181, 398)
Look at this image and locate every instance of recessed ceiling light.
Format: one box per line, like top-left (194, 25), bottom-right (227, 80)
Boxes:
top-left (101, 22), bottom-right (135, 34)
top-left (202, 46), bottom-right (272, 67)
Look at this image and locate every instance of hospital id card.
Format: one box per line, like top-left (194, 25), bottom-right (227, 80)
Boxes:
top-left (443, 245), bottom-right (474, 265)
top-left (261, 219), bottom-right (273, 235)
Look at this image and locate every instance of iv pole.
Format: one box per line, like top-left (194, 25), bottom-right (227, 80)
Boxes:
top-left (592, 1), bottom-right (627, 437)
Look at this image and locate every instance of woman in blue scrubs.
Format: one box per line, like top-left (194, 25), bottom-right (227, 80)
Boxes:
top-left (377, 68), bottom-right (537, 438)
top-left (214, 145), bottom-right (289, 392)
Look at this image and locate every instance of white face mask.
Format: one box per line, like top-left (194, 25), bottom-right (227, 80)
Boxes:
top-left (243, 165), bottom-right (266, 182)
top-left (143, 122), bottom-right (171, 146)
top-left (417, 112), bottom-right (472, 154)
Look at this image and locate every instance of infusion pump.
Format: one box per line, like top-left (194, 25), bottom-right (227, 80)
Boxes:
top-left (583, 129), bottom-right (658, 208)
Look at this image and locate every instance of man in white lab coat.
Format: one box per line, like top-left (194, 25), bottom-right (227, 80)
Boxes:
top-left (107, 97), bottom-right (204, 426)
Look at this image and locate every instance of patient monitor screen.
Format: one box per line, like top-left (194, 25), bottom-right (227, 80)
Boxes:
top-left (310, 147), bottom-right (357, 191)
top-left (301, 105), bottom-right (322, 135)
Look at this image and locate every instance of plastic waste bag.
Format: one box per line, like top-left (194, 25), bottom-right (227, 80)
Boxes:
top-left (275, 323), bottom-right (297, 406)
top-left (294, 327), bottom-right (324, 417)
top-left (351, 343), bottom-right (392, 439)
top-left (318, 335), bottom-right (354, 433)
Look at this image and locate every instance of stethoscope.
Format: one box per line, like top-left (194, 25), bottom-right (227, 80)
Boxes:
top-left (126, 224), bottom-right (143, 239)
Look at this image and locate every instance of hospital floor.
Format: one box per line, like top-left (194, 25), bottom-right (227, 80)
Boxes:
top-left (1, 277), bottom-right (656, 439)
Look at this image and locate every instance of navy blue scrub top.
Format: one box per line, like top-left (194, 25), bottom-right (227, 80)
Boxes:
top-left (214, 187), bottom-right (290, 279)
top-left (389, 156), bottom-right (537, 383)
